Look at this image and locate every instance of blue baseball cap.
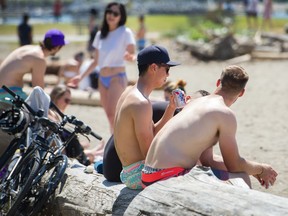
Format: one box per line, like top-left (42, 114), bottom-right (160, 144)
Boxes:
top-left (137, 45), bottom-right (180, 67)
top-left (44, 29), bottom-right (68, 46)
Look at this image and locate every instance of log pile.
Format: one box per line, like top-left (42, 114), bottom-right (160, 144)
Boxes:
top-left (176, 32), bottom-right (288, 61)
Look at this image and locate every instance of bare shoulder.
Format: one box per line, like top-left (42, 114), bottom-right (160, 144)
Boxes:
top-left (121, 87), bottom-right (151, 113)
top-left (214, 106), bottom-right (237, 129)
top-left (204, 96), bottom-right (236, 122)
top-left (21, 46), bottom-right (45, 63)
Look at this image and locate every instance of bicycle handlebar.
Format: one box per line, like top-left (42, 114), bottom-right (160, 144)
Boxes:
top-left (2, 85), bottom-right (103, 141)
top-left (50, 96), bottom-right (102, 140)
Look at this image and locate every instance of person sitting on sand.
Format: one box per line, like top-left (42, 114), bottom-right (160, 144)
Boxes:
top-left (58, 51), bottom-right (85, 85)
top-left (49, 84), bottom-right (104, 164)
top-left (142, 65), bottom-right (278, 189)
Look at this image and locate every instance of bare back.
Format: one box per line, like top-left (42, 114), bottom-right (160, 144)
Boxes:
top-left (0, 45), bottom-right (46, 88)
top-left (146, 94), bottom-right (234, 169)
top-left (114, 85), bottom-right (154, 166)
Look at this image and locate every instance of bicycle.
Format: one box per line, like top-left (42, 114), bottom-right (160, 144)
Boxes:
top-left (0, 85), bottom-right (102, 216)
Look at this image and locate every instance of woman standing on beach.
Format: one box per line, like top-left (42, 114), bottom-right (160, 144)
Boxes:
top-left (68, 2), bottom-right (136, 133)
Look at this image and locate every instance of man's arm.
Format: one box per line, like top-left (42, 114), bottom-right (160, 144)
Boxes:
top-left (199, 147), bottom-right (228, 171)
top-left (133, 102), bottom-right (154, 158)
top-left (154, 94), bottom-right (177, 134)
top-left (124, 44), bottom-right (136, 62)
top-left (68, 49), bottom-right (99, 88)
top-left (31, 58), bottom-right (46, 88)
top-left (218, 111), bottom-right (277, 188)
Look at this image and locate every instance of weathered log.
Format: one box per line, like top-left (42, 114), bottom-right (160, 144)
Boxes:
top-left (41, 161), bottom-right (288, 216)
top-left (260, 32), bottom-right (288, 52)
top-left (175, 35), bottom-right (254, 61)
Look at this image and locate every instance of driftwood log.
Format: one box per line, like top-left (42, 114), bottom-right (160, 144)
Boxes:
top-left (261, 32), bottom-right (288, 52)
top-left (175, 34), bottom-right (255, 61)
top-left (41, 161), bottom-right (288, 216)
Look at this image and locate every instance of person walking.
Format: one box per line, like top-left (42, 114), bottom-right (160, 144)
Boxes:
top-left (261, 0), bottom-right (273, 30)
top-left (136, 14), bottom-right (146, 51)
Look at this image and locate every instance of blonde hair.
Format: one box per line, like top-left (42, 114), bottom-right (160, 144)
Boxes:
top-left (164, 79), bottom-right (187, 93)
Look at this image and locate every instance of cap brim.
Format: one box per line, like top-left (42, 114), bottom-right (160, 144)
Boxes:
top-left (166, 61), bottom-right (180, 67)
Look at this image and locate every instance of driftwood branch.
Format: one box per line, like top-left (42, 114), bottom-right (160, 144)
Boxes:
top-left (42, 162), bottom-right (288, 216)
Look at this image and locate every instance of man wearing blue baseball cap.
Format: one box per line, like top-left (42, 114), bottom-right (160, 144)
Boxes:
top-left (0, 29), bottom-right (68, 101)
top-left (104, 45), bottom-right (180, 189)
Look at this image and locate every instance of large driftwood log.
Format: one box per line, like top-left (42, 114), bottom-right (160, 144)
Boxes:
top-left (175, 35), bottom-right (254, 61)
top-left (42, 162), bottom-right (288, 216)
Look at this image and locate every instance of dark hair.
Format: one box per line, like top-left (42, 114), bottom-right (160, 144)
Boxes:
top-left (100, 2), bottom-right (127, 39)
top-left (138, 64), bottom-right (149, 77)
top-left (40, 38), bottom-right (63, 51)
top-left (195, 89), bottom-right (210, 97)
top-left (74, 52), bottom-right (84, 61)
top-left (90, 8), bottom-right (98, 16)
top-left (220, 65), bottom-right (249, 94)
top-left (139, 14), bottom-right (144, 21)
top-left (23, 13), bottom-right (29, 23)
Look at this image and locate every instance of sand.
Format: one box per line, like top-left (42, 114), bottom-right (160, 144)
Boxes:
top-left (1, 37), bottom-right (287, 199)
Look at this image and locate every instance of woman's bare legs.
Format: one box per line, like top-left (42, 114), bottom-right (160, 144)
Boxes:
top-left (98, 74), bottom-right (127, 134)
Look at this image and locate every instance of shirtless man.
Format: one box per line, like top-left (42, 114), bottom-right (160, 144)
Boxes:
top-left (142, 65), bottom-right (278, 189)
top-left (114, 45), bottom-right (180, 189)
top-left (0, 29), bottom-right (68, 102)
top-left (0, 29), bottom-right (67, 156)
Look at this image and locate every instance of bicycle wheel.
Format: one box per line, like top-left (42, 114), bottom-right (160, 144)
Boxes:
top-left (2, 149), bottom-right (41, 216)
top-left (16, 154), bottom-right (68, 216)
top-left (0, 138), bottom-right (21, 179)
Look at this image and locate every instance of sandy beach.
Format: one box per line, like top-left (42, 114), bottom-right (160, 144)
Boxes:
top-left (1, 37), bottom-right (288, 199)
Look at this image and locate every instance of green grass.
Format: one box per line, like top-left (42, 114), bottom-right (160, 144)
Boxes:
top-left (128, 15), bottom-right (190, 35)
top-left (1, 14), bottom-right (287, 39)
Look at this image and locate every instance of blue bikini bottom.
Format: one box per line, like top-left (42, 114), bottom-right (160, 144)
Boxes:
top-left (99, 72), bottom-right (126, 88)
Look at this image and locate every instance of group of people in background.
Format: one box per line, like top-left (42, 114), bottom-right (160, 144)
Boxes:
top-left (243, 0), bottom-right (274, 30)
top-left (0, 1), bottom-right (278, 193)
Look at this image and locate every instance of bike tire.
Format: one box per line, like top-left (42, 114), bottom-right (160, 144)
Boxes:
top-left (17, 154), bottom-right (68, 216)
top-left (0, 138), bottom-right (20, 178)
top-left (5, 149), bottom-right (41, 216)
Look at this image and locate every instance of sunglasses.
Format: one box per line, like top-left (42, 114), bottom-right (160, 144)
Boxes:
top-left (157, 63), bottom-right (170, 74)
top-left (106, 9), bottom-right (120, 17)
top-left (64, 98), bottom-right (71, 104)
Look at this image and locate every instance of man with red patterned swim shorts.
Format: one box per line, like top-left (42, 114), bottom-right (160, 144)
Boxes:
top-left (142, 65), bottom-right (278, 189)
